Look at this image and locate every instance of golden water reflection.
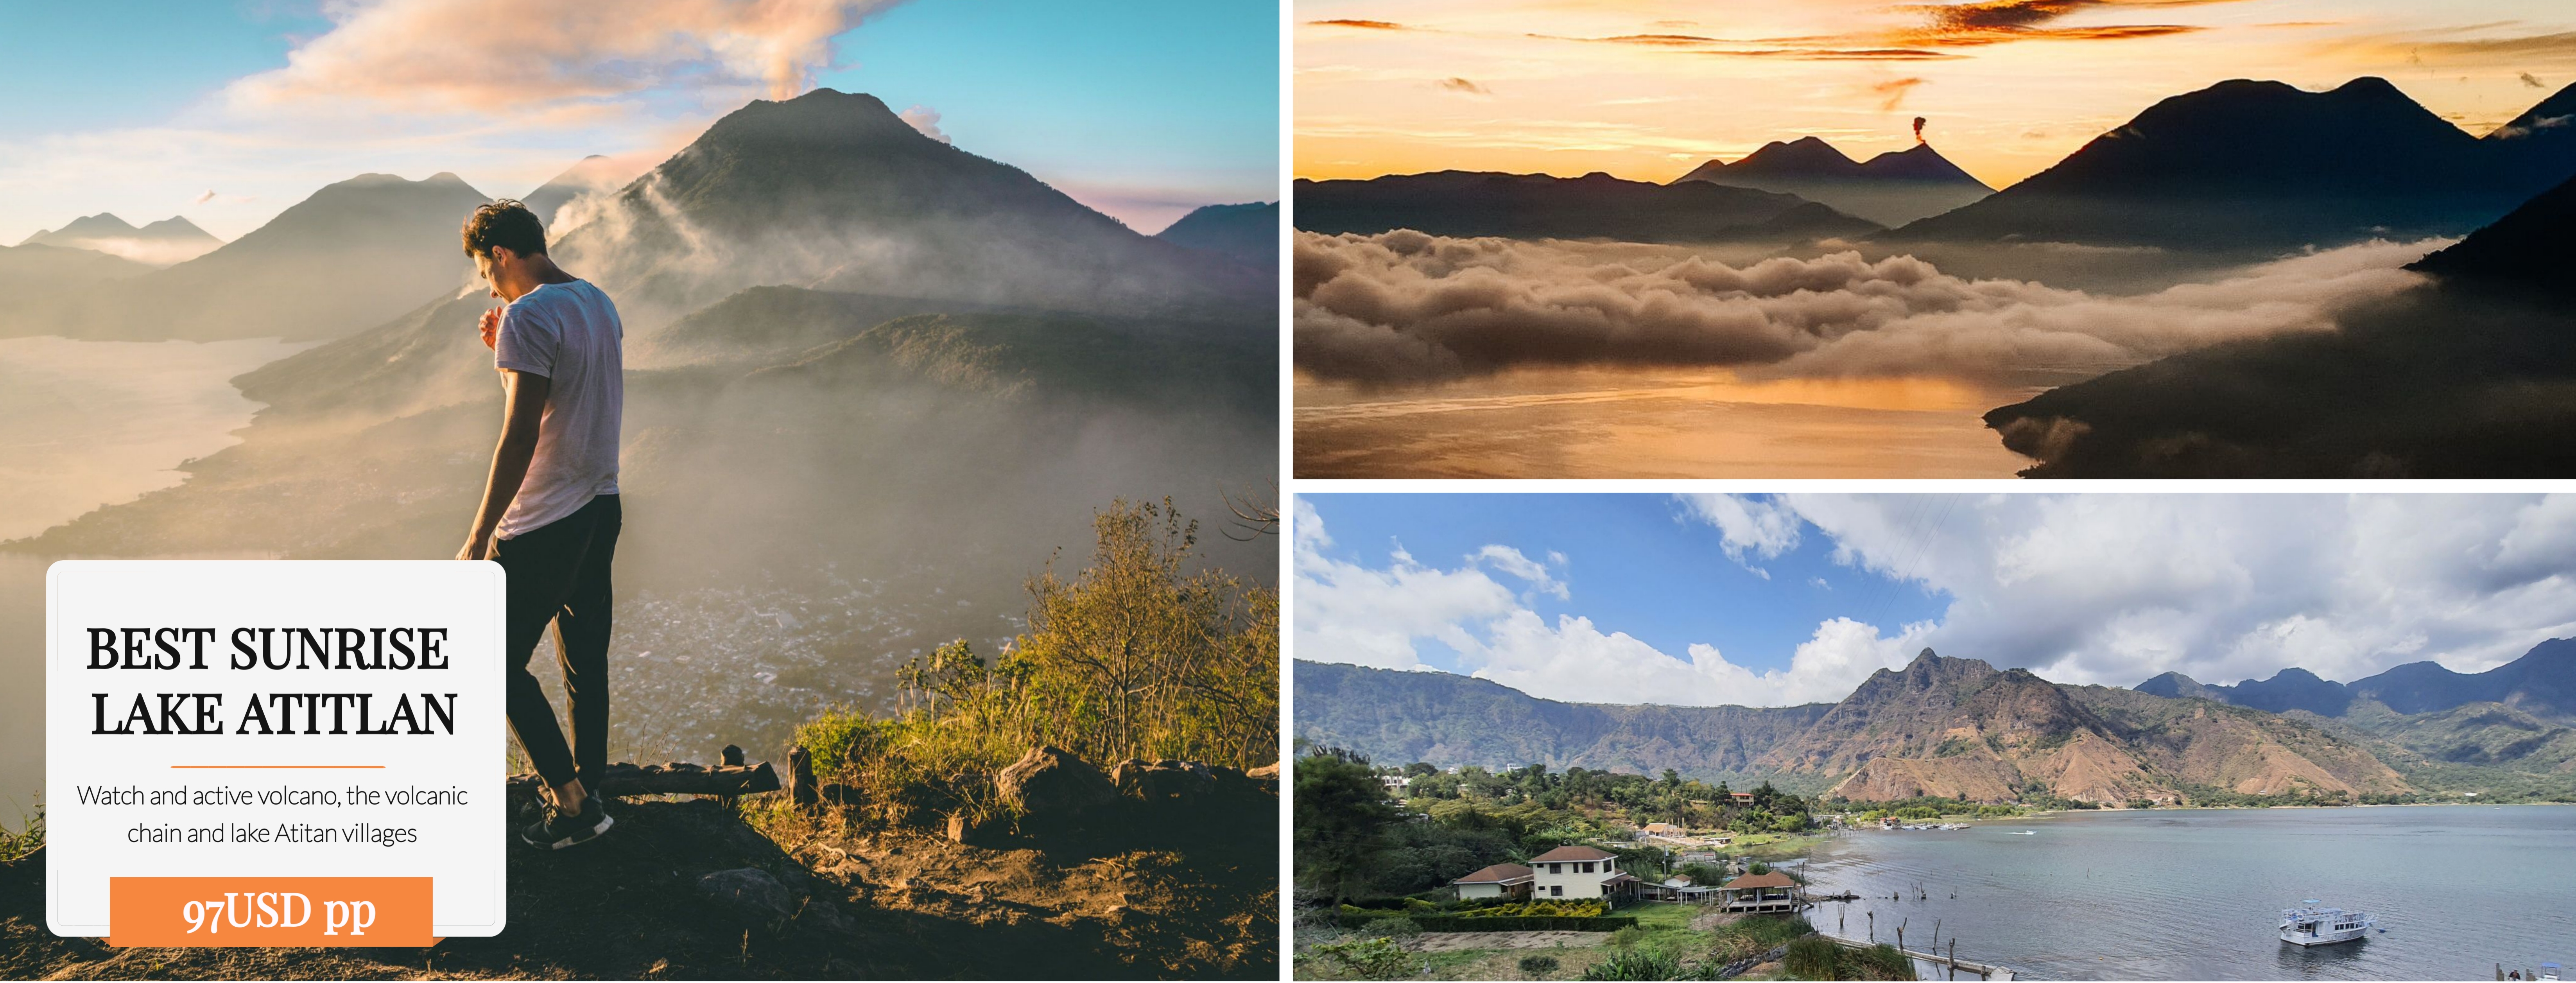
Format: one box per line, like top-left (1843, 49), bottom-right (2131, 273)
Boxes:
top-left (1295, 367), bottom-right (2045, 478)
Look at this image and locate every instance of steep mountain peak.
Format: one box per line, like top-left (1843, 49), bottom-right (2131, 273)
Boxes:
top-left (1856, 143), bottom-right (1992, 188)
top-left (2407, 170), bottom-right (2576, 295)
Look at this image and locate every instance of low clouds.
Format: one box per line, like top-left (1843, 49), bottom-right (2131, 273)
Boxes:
top-left (1296, 494), bottom-right (2576, 709)
top-left (1293, 230), bottom-right (2437, 387)
top-left (899, 104), bottom-right (951, 144)
top-left (229, 0), bottom-right (906, 112)
top-left (1438, 77), bottom-right (1491, 96)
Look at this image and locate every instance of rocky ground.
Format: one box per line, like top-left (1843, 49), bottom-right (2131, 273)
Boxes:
top-left (0, 751), bottom-right (1276, 980)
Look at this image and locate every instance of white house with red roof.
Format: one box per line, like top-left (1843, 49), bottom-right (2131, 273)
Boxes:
top-left (1527, 845), bottom-right (1638, 901)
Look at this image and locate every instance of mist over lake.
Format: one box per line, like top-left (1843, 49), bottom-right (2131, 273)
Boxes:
top-left (1802, 805), bottom-right (2576, 981)
top-left (0, 335), bottom-right (310, 541)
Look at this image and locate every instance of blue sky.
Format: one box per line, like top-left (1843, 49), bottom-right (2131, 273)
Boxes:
top-left (1299, 493), bottom-right (1945, 675)
top-left (1294, 493), bottom-right (2576, 708)
top-left (0, 0), bottom-right (1278, 243)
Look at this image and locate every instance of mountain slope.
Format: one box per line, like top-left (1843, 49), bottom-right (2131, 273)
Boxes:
top-left (1292, 170), bottom-right (1880, 243)
top-left (550, 88), bottom-right (1266, 327)
top-left (1673, 137), bottom-right (1994, 226)
top-left (1981, 168), bottom-right (2576, 478)
top-left (520, 154), bottom-right (631, 228)
top-left (2125, 640), bottom-right (2576, 721)
top-left (2405, 170), bottom-right (2576, 298)
top-left (1154, 202), bottom-right (1277, 271)
top-left (1291, 660), bottom-right (1831, 780)
top-left (1889, 77), bottom-right (2533, 249)
top-left (39, 173), bottom-right (492, 342)
top-left (1296, 651), bottom-right (2413, 804)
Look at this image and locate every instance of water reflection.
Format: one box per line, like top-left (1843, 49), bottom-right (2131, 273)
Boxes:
top-left (1294, 366), bottom-right (2045, 478)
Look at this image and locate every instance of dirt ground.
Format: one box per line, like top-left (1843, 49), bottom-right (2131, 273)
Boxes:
top-left (0, 796), bottom-right (1274, 980)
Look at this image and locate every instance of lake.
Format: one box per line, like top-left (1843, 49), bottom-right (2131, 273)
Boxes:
top-left (0, 334), bottom-right (311, 541)
top-left (1294, 367), bottom-right (2044, 478)
top-left (1800, 805), bottom-right (2576, 981)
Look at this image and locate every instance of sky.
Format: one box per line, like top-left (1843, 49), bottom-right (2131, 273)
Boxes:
top-left (0, 0), bottom-right (1279, 244)
top-left (1293, 0), bottom-right (2576, 188)
top-left (1293, 493), bottom-right (2576, 708)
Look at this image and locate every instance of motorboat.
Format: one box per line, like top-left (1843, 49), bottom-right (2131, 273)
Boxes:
top-left (2278, 900), bottom-right (2376, 946)
top-left (2538, 961), bottom-right (2560, 981)
top-left (2005, 830), bottom-right (2036, 835)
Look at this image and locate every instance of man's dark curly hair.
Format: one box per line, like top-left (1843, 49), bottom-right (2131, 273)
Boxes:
top-left (462, 199), bottom-right (547, 259)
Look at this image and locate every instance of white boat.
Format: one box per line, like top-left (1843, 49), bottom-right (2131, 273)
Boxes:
top-left (2278, 900), bottom-right (2376, 946)
top-left (2538, 961), bottom-right (2560, 981)
top-left (2006, 830), bottom-right (2036, 835)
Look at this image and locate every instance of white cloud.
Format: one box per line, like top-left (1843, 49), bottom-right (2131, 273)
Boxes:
top-left (899, 104), bottom-right (951, 144)
top-left (1295, 497), bottom-right (1925, 707)
top-left (1773, 493), bottom-right (2576, 687)
top-left (1676, 493), bottom-right (1802, 578)
top-left (1471, 544), bottom-right (1569, 599)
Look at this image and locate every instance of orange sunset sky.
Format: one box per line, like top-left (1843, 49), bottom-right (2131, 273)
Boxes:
top-left (1293, 0), bottom-right (2576, 188)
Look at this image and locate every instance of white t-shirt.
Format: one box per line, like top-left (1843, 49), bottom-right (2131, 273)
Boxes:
top-left (492, 279), bottom-right (623, 539)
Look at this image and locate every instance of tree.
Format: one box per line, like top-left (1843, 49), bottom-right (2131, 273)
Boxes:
top-left (1294, 749), bottom-right (1400, 904)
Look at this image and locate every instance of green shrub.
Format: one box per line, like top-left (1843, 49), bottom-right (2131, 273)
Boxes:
top-left (1580, 947), bottom-right (1685, 980)
top-left (1309, 937), bottom-right (1424, 981)
top-left (1520, 954), bottom-right (1562, 977)
top-left (1357, 915), bottom-right (1423, 939)
top-left (1784, 936), bottom-right (1843, 979)
top-left (1610, 926), bottom-right (1645, 950)
top-left (0, 804), bottom-right (38, 864)
top-left (1858, 943), bottom-right (1916, 980)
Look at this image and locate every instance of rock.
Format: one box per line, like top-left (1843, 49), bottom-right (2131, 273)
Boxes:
top-left (994, 746), bottom-right (1117, 820)
top-left (945, 811), bottom-right (1005, 845)
top-left (697, 868), bottom-right (796, 922)
top-left (796, 897), bottom-right (855, 937)
top-left (1246, 762), bottom-right (1281, 781)
top-left (789, 745), bottom-right (820, 808)
top-left (1114, 758), bottom-right (1215, 803)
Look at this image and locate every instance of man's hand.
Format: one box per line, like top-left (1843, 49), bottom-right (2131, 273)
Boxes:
top-left (456, 533), bottom-right (493, 562)
top-left (479, 307), bottom-right (501, 351)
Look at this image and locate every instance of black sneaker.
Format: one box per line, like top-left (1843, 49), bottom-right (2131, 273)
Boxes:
top-left (520, 796), bottom-right (613, 850)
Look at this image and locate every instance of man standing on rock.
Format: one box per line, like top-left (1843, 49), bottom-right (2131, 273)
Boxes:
top-left (455, 199), bottom-right (624, 850)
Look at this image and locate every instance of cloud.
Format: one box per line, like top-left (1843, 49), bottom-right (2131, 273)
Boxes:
top-left (2492, 114), bottom-right (2571, 140)
top-left (1766, 493), bottom-right (2576, 687)
top-left (1893, 0), bottom-right (2248, 46)
top-left (1292, 230), bottom-right (2437, 386)
top-left (1438, 77), bottom-right (1491, 95)
top-left (1310, 18), bottom-right (1407, 30)
top-left (1675, 494), bottom-right (1803, 578)
top-left (226, 0), bottom-right (908, 112)
top-left (1872, 77), bottom-right (1929, 110)
top-left (2523, 72), bottom-right (2549, 89)
top-left (1472, 544), bottom-right (1570, 599)
top-left (899, 104), bottom-right (950, 144)
top-left (1294, 498), bottom-right (1929, 707)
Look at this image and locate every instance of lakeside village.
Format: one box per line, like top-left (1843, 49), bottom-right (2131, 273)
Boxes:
top-left (1294, 750), bottom-right (2062, 982)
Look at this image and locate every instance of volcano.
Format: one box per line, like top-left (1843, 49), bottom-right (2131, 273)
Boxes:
top-left (549, 88), bottom-right (1267, 326)
top-left (1673, 136), bottom-right (1994, 226)
top-left (1889, 77), bottom-right (2542, 249)
top-left (19, 213), bottom-right (222, 266)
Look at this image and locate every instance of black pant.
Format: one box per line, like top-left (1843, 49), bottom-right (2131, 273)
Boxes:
top-left (495, 493), bottom-right (620, 791)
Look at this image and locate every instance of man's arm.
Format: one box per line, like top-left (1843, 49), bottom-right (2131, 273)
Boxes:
top-left (458, 369), bottom-right (550, 561)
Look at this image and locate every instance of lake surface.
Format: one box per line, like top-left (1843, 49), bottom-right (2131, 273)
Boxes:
top-left (1294, 367), bottom-right (2044, 478)
top-left (0, 335), bottom-right (310, 541)
top-left (1802, 805), bottom-right (2576, 981)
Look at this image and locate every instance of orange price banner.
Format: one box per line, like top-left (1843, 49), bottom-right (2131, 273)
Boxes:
top-left (109, 876), bottom-right (439, 947)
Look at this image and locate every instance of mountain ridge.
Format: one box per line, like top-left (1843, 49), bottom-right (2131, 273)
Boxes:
top-left (1296, 650), bottom-right (2427, 804)
top-left (1293, 169), bottom-right (1881, 243)
top-left (1673, 137), bottom-right (1993, 226)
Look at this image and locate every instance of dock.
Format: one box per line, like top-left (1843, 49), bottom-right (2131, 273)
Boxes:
top-left (1816, 930), bottom-right (2015, 981)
